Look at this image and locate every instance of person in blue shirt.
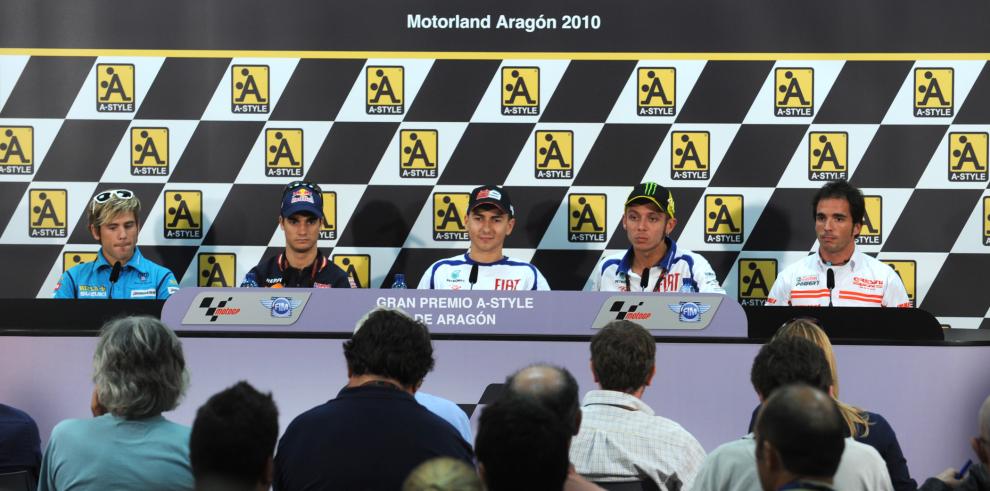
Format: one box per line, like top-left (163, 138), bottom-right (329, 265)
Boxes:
top-left (54, 189), bottom-right (178, 299)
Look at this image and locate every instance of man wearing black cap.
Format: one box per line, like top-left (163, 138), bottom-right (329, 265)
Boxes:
top-left (418, 185), bottom-right (549, 290)
top-left (241, 181), bottom-right (351, 288)
top-left (592, 182), bottom-right (724, 293)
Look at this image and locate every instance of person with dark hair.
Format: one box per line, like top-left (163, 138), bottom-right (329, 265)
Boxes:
top-left (919, 394), bottom-right (990, 490)
top-left (191, 381), bottom-right (278, 491)
top-left (693, 336), bottom-right (892, 491)
top-left (570, 320), bottom-right (706, 490)
top-left (767, 179), bottom-right (909, 307)
top-left (476, 396), bottom-right (572, 491)
top-left (273, 308), bottom-right (473, 491)
top-left (755, 384), bottom-right (846, 491)
top-left (0, 403), bottom-right (41, 481)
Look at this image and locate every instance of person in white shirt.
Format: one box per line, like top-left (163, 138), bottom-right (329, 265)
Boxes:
top-left (766, 180), bottom-right (909, 307)
top-left (593, 182), bottom-right (724, 293)
top-left (419, 185), bottom-right (550, 291)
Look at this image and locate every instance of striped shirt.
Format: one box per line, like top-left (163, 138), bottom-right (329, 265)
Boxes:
top-left (766, 250), bottom-right (910, 307)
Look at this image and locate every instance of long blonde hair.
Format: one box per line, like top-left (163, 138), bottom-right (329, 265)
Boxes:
top-left (774, 319), bottom-right (871, 438)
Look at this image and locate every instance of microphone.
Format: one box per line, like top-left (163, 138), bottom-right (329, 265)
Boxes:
top-left (826, 268), bottom-right (835, 307)
top-left (469, 263), bottom-right (479, 290)
top-left (640, 268), bottom-right (650, 291)
top-left (108, 261), bottom-right (122, 299)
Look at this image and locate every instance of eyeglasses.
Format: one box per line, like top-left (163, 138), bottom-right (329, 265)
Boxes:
top-left (284, 181), bottom-right (322, 194)
top-left (91, 189), bottom-right (134, 214)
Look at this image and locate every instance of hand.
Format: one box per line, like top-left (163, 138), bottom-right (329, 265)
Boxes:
top-left (935, 468), bottom-right (962, 487)
top-left (90, 387), bottom-right (107, 417)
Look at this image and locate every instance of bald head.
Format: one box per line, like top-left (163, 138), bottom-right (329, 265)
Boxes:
top-left (505, 364), bottom-right (579, 434)
top-left (756, 384), bottom-right (845, 483)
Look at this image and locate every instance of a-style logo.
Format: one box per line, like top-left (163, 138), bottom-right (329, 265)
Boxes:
top-left (367, 66), bottom-right (404, 115)
top-left (915, 68), bottom-right (953, 117)
top-left (130, 127), bottom-right (168, 176)
top-left (164, 191), bottom-right (202, 239)
top-left (637, 67), bottom-right (676, 116)
top-left (96, 64), bottom-right (135, 112)
top-left (433, 192), bottom-right (469, 241)
top-left (775, 68), bottom-right (813, 117)
top-left (266, 129), bottom-right (303, 177)
top-left (502, 67), bottom-right (539, 116)
top-left (320, 191), bottom-right (337, 240)
top-left (667, 301), bottom-right (711, 322)
top-left (199, 296), bottom-right (240, 322)
top-left (28, 189), bottom-right (67, 238)
top-left (568, 193), bottom-right (607, 243)
top-left (400, 129), bottom-right (438, 178)
top-left (260, 296), bottom-right (303, 318)
top-left (609, 300), bottom-right (652, 321)
top-left (857, 196), bottom-right (882, 245)
top-left (63, 252), bottom-right (99, 272)
top-left (333, 254), bottom-right (371, 288)
top-left (535, 130), bottom-right (573, 179)
top-left (948, 132), bottom-right (988, 182)
top-left (198, 253), bottom-right (236, 287)
top-left (881, 260), bottom-right (916, 307)
top-left (738, 259), bottom-right (777, 306)
top-left (809, 132), bottom-right (848, 181)
top-left (232, 65), bottom-right (269, 113)
top-left (0, 126), bottom-right (33, 175)
top-left (984, 197), bottom-right (990, 246)
top-left (671, 131), bottom-right (710, 180)
top-left (704, 195), bottom-right (743, 244)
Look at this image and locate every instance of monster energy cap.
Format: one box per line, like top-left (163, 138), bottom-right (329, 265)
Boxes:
top-left (625, 182), bottom-right (675, 219)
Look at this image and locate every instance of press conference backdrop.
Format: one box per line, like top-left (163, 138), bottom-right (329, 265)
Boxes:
top-left (1, 0), bottom-right (990, 328)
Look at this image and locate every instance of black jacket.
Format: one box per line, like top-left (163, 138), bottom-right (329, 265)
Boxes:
top-left (242, 253), bottom-right (351, 288)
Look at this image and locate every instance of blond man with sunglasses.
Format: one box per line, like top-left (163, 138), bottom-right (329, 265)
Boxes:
top-left (54, 189), bottom-right (179, 299)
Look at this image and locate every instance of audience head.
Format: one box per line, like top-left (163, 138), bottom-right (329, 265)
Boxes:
top-left (344, 308), bottom-right (435, 390)
top-left (755, 384), bottom-right (846, 491)
top-left (92, 316), bottom-right (188, 419)
top-left (978, 394), bottom-right (990, 465)
top-left (190, 381), bottom-right (278, 491)
top-left (590, 320), bottom-right (656, 394)
top-left (751, 336), bottom-right (832, 401)
top-left (475, 396), bottom-right (571, 491)
top-left (505, 364), bottom-right (580, 435)
top-left (774, 318), bottom-right (840, 395)
top-left (402, 457), bottom-right (483, 491)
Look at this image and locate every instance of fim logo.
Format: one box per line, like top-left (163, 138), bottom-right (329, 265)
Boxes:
top-left (502, 67), bottom-right (539, 116)
top-left (881, 260), bottom-right (916, 307)
top-left (704, 195), bottom-right (743, 244)
top-left (96, 64), bottom-right (134, 112)
top-left (568, 194), bottom-right (606, 243)
top-left (984, 197), bottom-right (990, 246)
top-left (320, 191), bottom-right (337, 240)
top-left (915, 68), bottom-right (953, 117)
top-left (809, 132), bottom-right (848, 181)
top-left (63, 252), bottom-right (99, 272)
top-left (131, 128), bottom-right (168, 176)
top-left (232, 65), bottom-right (269, 113)
top-left (367, 66), bottom-right (404, 115)
top-left (0, 126), bottom-right (33, 175)
top-left (667, 301), bottom-right (711, 323)
top-left (738, 259), bottom-right (777, 306)
top-left (856, 196), bottom-right (882, 245)
top-left (260, 297), bottom-right (302, 318)
top-left (400, 129), bottom-right (438, 178)
top-left (333, 254), bottom-right (370, 289)
top-left (671, 131), bottom-right (709, 180)
top-left (948, 132), bottom-right (988, 182)
top-left (198, 253), bottom-right (236, 287)
top-left (164, 191), bottom-right (202, 239)
top-left (637, 68), bottom-right (676, 116)
top-left (433, 193), bottom-right (469, 241)
top-left (29, 189), bottom-right (67, 238)
top-left (199, 296), bottom-right (240, 322)
top-left (535, 130), bottom-right (573, 179)
top-left (266, 129), bottom-right (303, 177)
top-left (775, 68), bottom-right (813, 117)
top-left (609, 301), bottom-right (651, 321)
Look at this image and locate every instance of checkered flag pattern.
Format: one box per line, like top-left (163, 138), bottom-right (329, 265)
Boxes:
top-left (2, 55), bottom-right (990, 328)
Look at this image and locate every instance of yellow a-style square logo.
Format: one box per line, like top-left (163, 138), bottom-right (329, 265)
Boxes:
top-left (433, 193), bottom-right (470, 241)
top-left (568, 194), bottom-right (607, 243)
top-left (400, 129), bottom-right (438, 178)
top-left (915, 68), bottom-right (953, 117)
top-left (881, 260), bottom-right (916, 306)
top-left (198, 253), bottom-right (236, 287)
top-left (63, 252), bottom-right (99, 272)
top-left (320, 191), bottom-right (337, 240)
top-left (367, 66), bottom-right (404, 115)
top-left (29, 189), bottom-right (67, 238)
top-left (638, 68), bottom-right (676, 116)
top-left (96, 64), bottom-right (135, 112)
top-left (775, 68), bottom-right (813, 117)
top-left (671, 131), bottom-right (709, 180)
top-left (266, 129), bottom-right (303, 177)
top-left (333, 254), bottom-right (371, 288)
top-left (232, 65), bottom-right (269, 113)
top-left (948, 132), bottom-right (988, 182)
top-left (502, 67), bottom-right (539, 115)
top-left (984, 197), bottom-right (990, 246)
top-left (0, 126), bottom-right (33, 175)
top-left (535, 130), bottom-right (573, 179)
top-left (704, 195), bottom-right (743, 244)
top-left (857, 196), bottom-right (882, 245)
top-left (738, 259), bottom-right (777, 305)
top-left (131, 127), bottom-right (169, 176)
top-left (164, 191), bottom-right (202, 239)
top-left (808, 132), bottom-right (848, 181)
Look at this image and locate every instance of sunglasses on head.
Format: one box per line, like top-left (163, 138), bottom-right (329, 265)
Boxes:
top-left (91, 189), bottom-right (134, 214)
